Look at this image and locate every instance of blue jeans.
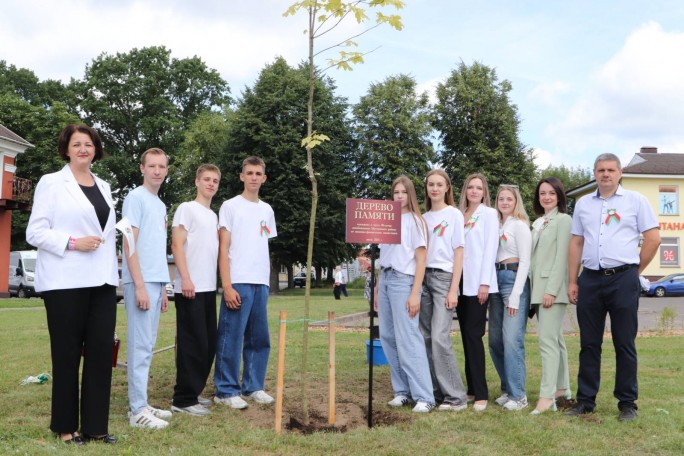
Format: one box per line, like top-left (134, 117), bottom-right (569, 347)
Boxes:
top-left (488, 269), bottom-right (529, 401)
top-left (378, 268), bottom-right (434, 404)
top-left (214, 284), bottom-right (270, 397)
top-left (124, 282), bottom-right (164, 414)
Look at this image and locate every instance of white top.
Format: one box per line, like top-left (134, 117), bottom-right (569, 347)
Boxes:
top-left (571, 185), bottom-right (658, 269)
top-left (462, 204), bottom-right (499, 296)
top-left (378, 212), bottom-right (427, 276)
top-left (172, 201), bottom-right (219, 293)
top-left (26, 165), bottom-right (118, 292)
top-left (122, 186), bottom-right (170, 284)
top-left (423, 205), bottom-right (465, 273)
top-left (334, 270), bottom-right (343, 284)
top-left (496, 217), bottom-right (532, 309)
top-left (219, 195), bottom-right (277, 286)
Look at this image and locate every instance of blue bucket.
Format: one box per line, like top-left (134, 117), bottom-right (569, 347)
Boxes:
top-left (366, 340), bottom-right (388, 366)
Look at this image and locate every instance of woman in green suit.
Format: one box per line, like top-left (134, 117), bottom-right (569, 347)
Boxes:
top-left (529, 177), bottom-right (572, 414)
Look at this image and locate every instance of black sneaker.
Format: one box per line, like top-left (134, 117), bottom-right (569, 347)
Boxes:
top-left (565, 402), bottom-right (593, 417)
top-left (618, 407), bottom-right (637, 422)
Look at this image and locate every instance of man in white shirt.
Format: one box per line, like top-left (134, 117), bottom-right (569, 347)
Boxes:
top-left (567, 153), bottom-right (660, 422)
top-left (213, 156), bottom-right (277, 409)
top-left (171, 164), bottom-right (221, 416)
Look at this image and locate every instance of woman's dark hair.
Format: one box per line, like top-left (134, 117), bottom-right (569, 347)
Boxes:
top-left (533, 177), bottom-right (568, 215)
top-left (57, 124), bottom-right (104, 163)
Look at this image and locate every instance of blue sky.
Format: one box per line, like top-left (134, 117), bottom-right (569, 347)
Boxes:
top-left (2, 0), bottom-right (684, 170)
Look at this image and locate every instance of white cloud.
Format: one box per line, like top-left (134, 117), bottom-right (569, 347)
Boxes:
top-left (416, 76), bottom-right (442, 105)
top-left (531, 147), bottom-right (553, 169)
top-left (0, 0), bottom-right (307, 86)
top-left (548, 22), bottom-right (684, 163)
top-left (529, 80), bottom-right (571, 106)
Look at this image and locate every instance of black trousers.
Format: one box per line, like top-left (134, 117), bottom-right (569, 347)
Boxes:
top-left (173, 291), bottom-right (217, 407)
top-left (576, 267), bottom-right (640, 410)
top-left (457, 295), bottom-right (489, 400)
top-left (43, 285), bottom-right (117, 435)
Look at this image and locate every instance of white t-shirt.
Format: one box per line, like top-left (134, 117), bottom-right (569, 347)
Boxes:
top-left (172, 201), bottom-right (219, 293)
top-left (378, 212), bottom-right (427, 276)
top-left (496, 216), bottom-right (532, 309)
top-left (423, 205), bottom-right (465, 273)
top-left (218, 195), bottom-right (277, 286)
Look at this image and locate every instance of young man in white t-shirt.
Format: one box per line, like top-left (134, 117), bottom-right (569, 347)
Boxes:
top-left (213, 156), bottom-right (277, 409)
top-left (170, 164), bottom-right (221, 416)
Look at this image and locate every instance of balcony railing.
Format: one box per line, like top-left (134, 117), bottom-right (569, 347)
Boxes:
top-left (12, 176), bottom-right (33, 202)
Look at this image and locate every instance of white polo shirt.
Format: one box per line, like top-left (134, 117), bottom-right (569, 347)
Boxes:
top-left (571, 185), bottom-right (658, 270)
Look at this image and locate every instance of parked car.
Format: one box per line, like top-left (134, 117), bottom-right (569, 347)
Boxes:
top-left (293, 272), bottom-right (315, 288)
top-left (8, 251), bottom-right (38, 298)
top-left (646, 273), bottom-right (684, 297)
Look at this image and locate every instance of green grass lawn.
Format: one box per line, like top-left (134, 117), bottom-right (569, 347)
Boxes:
top-left (0, 289), bottom-right (683, 455)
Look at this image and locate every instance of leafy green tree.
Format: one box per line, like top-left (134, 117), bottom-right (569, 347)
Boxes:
top-left (433, 61), bottom-right (537, 202)
top-left (215, 57), bottom-right (356, 288)
top-left (72, 46), bottom-right (231, 208)
top-left (284, 0), bottom-right (404, 423)
top-left (540, 163), bottom-right (592, 192)
top-left (0, 61), bottom-right (76, 110)
top-left (352, 73), bottom-right (435, 199)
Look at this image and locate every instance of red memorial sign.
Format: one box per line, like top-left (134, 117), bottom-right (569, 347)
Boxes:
top-left (345, 198), bottom-right (401, 244)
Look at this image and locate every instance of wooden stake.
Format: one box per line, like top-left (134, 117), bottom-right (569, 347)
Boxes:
top-left (275, 310), bottom-right (287, 435)
top-left (328, 310), bottom-right (336, 425)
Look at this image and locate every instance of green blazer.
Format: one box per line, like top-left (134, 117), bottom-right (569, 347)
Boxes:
top-left (530, 208), bottom-right (572, 305)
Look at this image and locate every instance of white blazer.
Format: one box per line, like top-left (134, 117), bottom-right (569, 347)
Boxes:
top-left (26, 165), bottom-right (118, 292)
top-left (462, 204), bottom-right (499, 296)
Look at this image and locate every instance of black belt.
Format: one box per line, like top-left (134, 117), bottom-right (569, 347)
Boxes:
top-left (426, 267), bottom-right (448, 273)
top-left (495, 262), bottom-right (518, 271)
top-left (584, 264), bottom-right (637, 276)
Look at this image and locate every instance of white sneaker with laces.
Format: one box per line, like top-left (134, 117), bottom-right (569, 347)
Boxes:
top-left (495, 394), bottom-right (509, 406)
top-left (412, 402), bottom-right (435, 413)
top-left (387, 395), bottom-right (412, 407)
top-left (214, 395), bottom-right (249, 409)
top-left (147, 405), bottom-right (172, 419)
top-left (503, 396), bottom-right (529, 411)
top-left (129, 408), bottom-right (169, 429)
top-left (197, 396), bottom-right (212, 407)
top-left (171, 404), bottom-right (211, 416)
top-left (438, 401), bottom-right (467, 411)
top-left (245, 390), bottom-right (274, 404)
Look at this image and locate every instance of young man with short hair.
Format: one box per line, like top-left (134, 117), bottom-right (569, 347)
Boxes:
top-left (122, 148), bottom-right (173, 429)
top-left (214, 156), bottom-right (277, 409)
top-left (171, 164), bottom-right (221, 416)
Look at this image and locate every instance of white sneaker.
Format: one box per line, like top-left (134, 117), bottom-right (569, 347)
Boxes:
top-left (438, 401), bottom-right (467, 411)
top-left (387, 395), bottom-right (412, 407)
top-left (214, 395), bottom-right (249, 409)
top-left (171, 404), bottom-right (211, 416)
top-left (147, 405), bottom-right (172, 419)
top-left (495, 394), bottom-right (509, 406)
top-left (129, 408), bottom-right (169, 429)
top-left (412, 401), bottom-right (435, 413)
top-left (197, 396), bottom-right (212, 407)
top-left (244, 390), bottom-right (274, 404)
top-left (503, 396), bottom-right (529, 411)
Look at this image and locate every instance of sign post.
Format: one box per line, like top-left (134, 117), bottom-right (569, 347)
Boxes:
top-left (345, 198), bottom-right (401, 428)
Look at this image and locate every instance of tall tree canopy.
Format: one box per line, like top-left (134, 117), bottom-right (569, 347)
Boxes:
top-left (352, 74), bottom-right (435, 199)
top-left (433, 61), bottom-right (537, 202)
top-left (215, 57), bottom-right (356, 279)
top-left (73, 46), bottom-right (231, 207)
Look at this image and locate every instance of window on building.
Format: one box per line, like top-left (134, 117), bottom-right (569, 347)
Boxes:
top-left (660, 237), bottom-right (680, 267)
top-left (659, 185), bottom-right (678, 215)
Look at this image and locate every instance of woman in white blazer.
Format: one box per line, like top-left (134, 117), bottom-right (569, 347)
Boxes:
top-left (457, 173), bottom-right (499, 411)
top-left (26, 124), bottom-right (118, 445)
